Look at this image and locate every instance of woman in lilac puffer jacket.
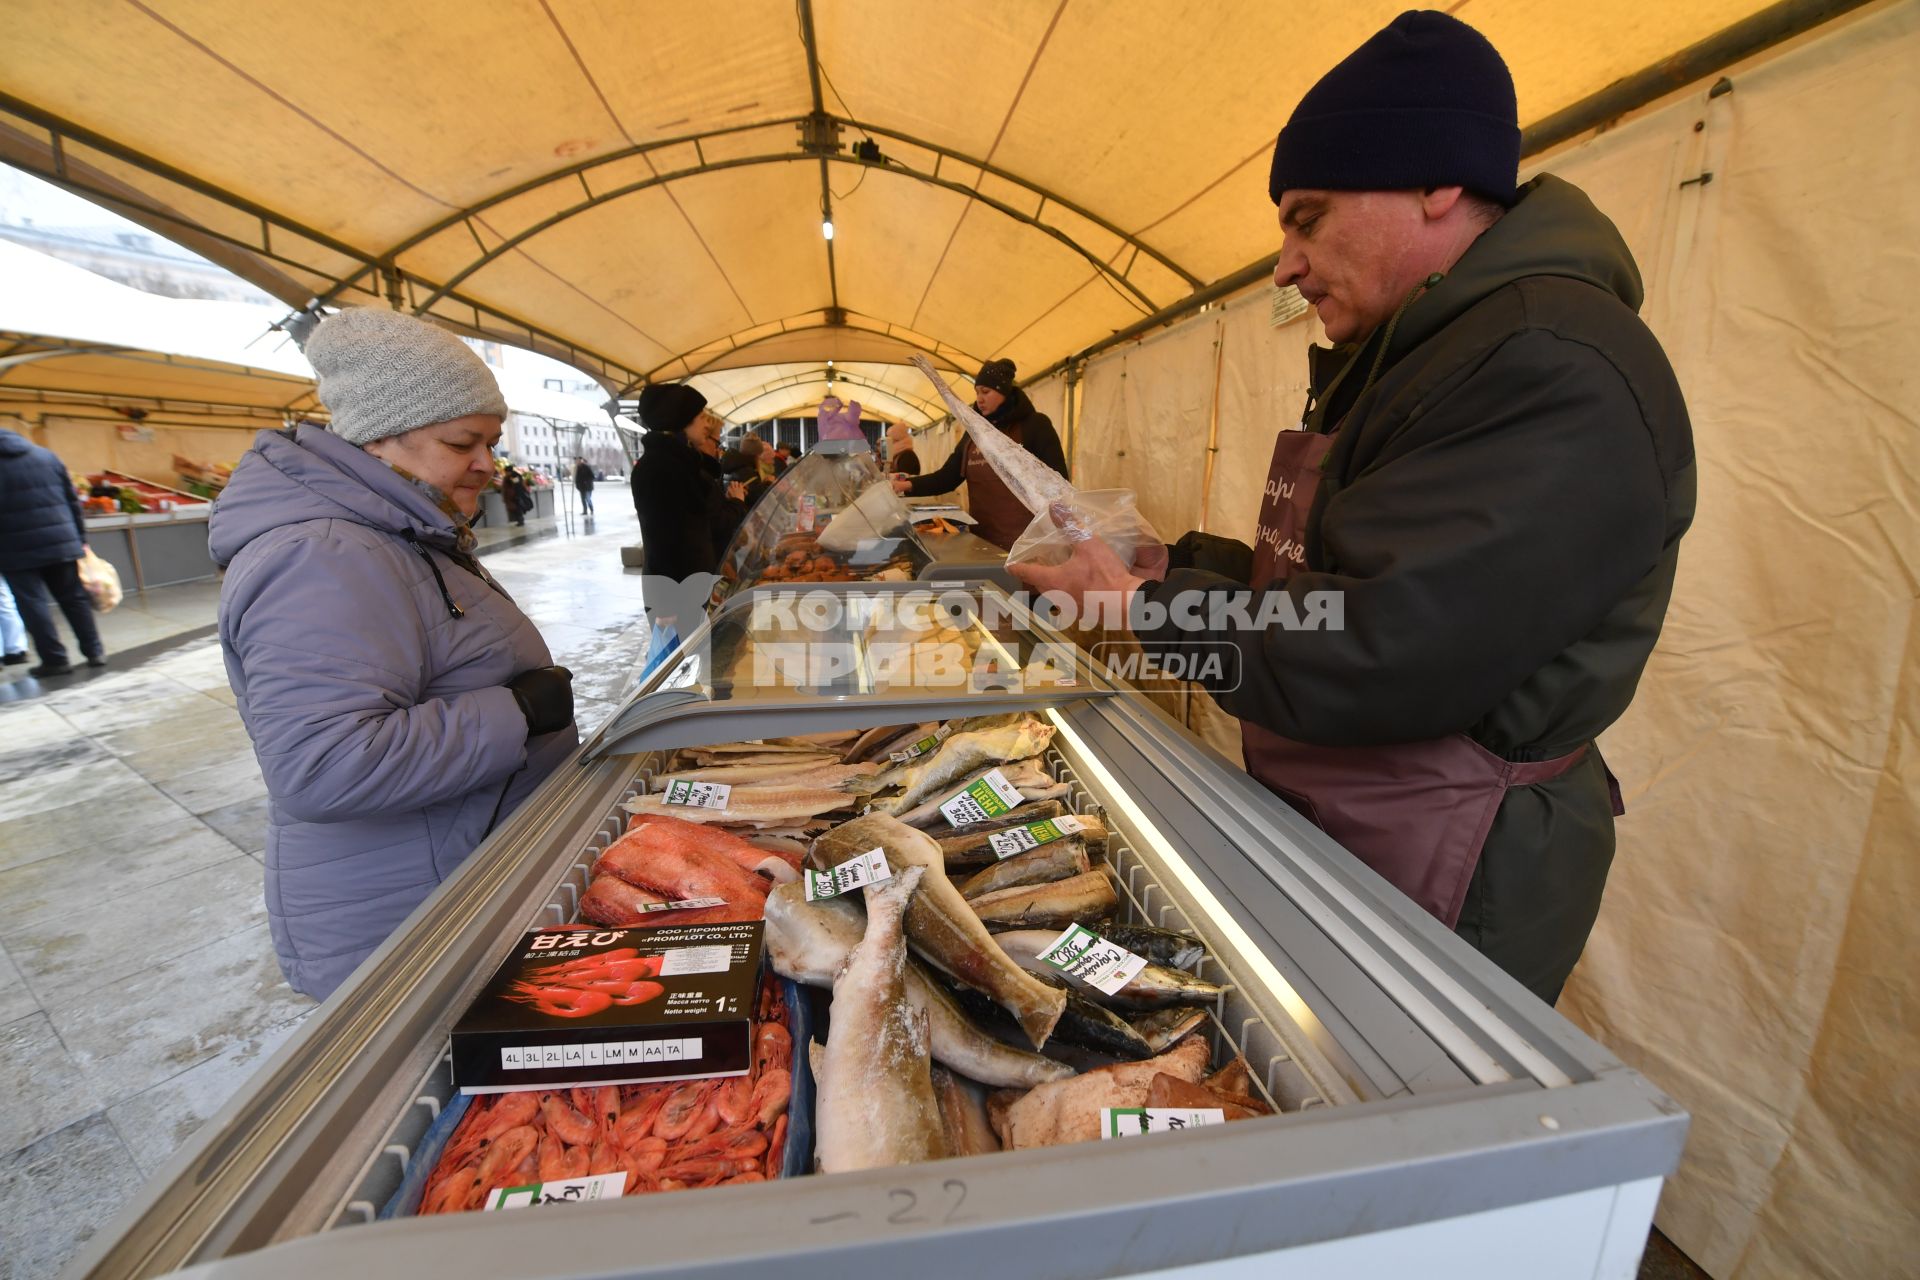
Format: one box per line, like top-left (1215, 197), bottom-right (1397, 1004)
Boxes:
top-left (210, 309), bottom-right (576, 1000)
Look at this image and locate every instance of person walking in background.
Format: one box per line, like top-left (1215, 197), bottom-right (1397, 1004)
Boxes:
top-left (0, 426), bottom-right (107, 678)
top-left (573, 455), bottom-right (595, 518)
top-left (0, 578), bottom-right (30, 665)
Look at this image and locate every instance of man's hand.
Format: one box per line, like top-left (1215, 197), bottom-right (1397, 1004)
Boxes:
top-left (1007, 504), bottom-right (1159, 622)
top-left (890, 475), bottom-right (912, 495)
top-left (725, 481), bottom-right (747, 502)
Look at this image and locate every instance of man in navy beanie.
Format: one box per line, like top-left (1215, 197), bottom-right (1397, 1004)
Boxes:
top-left (1016, 11), bottom-right (1697, 1004)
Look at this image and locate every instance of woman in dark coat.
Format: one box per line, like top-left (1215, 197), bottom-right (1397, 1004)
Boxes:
top-left (628, 383), bottom-right (746, 582)
top-left (896, 358), bottom-right (1067, 549)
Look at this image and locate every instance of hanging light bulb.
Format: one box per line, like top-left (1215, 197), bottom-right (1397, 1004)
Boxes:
top-left (821, 218), bottom-right (835, 241)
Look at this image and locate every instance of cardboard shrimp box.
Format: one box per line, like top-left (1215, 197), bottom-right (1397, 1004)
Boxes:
top-left (451, 920), bottom-right (764, 1094)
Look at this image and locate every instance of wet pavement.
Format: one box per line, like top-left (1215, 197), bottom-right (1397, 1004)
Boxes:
top-left (0, 506), bottom-right (653, 1279)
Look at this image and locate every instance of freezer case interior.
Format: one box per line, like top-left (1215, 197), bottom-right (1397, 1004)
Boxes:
top-left (71, 586), bottom-right (1686, 1280)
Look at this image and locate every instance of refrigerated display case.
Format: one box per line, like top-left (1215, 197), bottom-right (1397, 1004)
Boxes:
top-left (69, 584), bottom-right (1686, 1280)
top-left (716, 441), bottom-right (1008, 602)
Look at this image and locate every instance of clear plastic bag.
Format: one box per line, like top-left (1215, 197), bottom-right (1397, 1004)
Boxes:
top-left (1004, 488), bottom-right (1162, 570)
top-left (77, 548), bottom-right (122, 613)
top-left (908, 356), bottom-right (1163, 571)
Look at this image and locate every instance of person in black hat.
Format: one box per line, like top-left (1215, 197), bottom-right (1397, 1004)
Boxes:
top-left (893, 357), bottom-right (1068, 549)
top-left (1014, 9), bottom-right (1695, 1005)
top-left (628, 382), bottom-right (746, 584)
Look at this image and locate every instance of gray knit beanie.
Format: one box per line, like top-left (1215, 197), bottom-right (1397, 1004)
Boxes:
top-left (303, 308), bottom-right (509, 446)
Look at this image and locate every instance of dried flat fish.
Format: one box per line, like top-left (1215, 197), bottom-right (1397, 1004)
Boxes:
top-left (843, 722), bottom-right (936, 763)
top-left (896, 758), bottom-right (1070, 828)
top-left (691, 740), bottom-right (826, 756)
top-left (661, 755), bottom-right (841, 785)
top-left (877, 717), bottom-right (1055, 815)
top-left (623, 786), bottom-right (854, 828)
top-left (682, 750), bottom-right (837, 769)
top-left (769, 731), bottom-right (862, 749)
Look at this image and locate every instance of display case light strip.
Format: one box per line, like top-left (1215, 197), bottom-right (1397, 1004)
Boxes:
top-left (1048, 711), bottom-right (1564, 1090)
top-left (1045, 712), bottom-right (1363, 1087)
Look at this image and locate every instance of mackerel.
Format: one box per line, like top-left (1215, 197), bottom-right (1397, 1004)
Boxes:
top-left (992, 928), bottom-right (1231, 1012)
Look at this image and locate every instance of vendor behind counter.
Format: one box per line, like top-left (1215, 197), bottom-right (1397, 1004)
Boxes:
top-left (897, 358), bottom-right (1067, 550)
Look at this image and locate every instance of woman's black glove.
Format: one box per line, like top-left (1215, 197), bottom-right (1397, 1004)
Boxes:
top-left (507, 665), bottom-right (575, 735)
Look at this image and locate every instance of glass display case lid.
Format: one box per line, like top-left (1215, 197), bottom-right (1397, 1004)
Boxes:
top-left (586, 581), bottom-right (1116, 757)
top-left (716, 441), bottom-right (935, 602)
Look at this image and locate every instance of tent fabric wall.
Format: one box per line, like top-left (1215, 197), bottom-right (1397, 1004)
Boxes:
top-left (1057, 5), bottom-right (1918, 1276)
top-left (1543, 7), bottom-right (1920, 1278)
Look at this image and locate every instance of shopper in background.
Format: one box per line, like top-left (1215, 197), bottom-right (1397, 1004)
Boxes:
top-left (501, 465), bottom-right (531, 527)
top-left (725, 435), bottom-right (777, 508)
top-left (628, 383), bottom-right (747, 583)
top-left (210, 308), bottom-right (577, 1000)
top-left (886, 421), bottom-right (920, 477)
top-left (895, 358), bottom-right (1067, 549)
top-left (573, 455), bottom-right (595, 518)
top-left (0, 425), bottom-right (107, 677)
top-left (1013, 11), bottom-right (1694, 1004)
top-left (0, 578), bottom-right (26, 665)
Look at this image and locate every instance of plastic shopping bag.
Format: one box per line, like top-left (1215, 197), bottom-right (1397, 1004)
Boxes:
top-left (77, 549), bottom-right (122, 613)
top-left (1005, 489), bottom-right (1162, 570)
top-left (911, 356), bottom-right (1161, 571)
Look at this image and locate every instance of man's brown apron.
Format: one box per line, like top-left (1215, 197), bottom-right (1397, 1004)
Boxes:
top-left (1241, 424), bottom-right (1595, 926)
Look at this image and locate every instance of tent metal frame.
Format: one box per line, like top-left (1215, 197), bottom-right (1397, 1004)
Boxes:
top-left (708, 366), bottom-right (945, 425)
top-left (646, 308), bottom-right (979, 387)
top-left (0, 0), bottom-right (1867, 416)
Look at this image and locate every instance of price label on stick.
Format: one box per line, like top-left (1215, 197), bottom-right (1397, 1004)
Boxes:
top-left (1100, 1108), bottom-right (1226, 1139)
top-left (987, 814), bottom-right (1087, 860)
top-left (937, 768), bottom-right (1025, 826)
top-left (1038, 924), bottom-right (1148, 995)
top-left (662, 779), bottom-right (731, 810)
top-left (484, 1171), bottom-right (628, 1209)
top-left (630, 896), bottom-right (727, 914)
top-left (888, 724), bottom-right (953, 764)
top-left (804, 848), bottom-right (894, 901)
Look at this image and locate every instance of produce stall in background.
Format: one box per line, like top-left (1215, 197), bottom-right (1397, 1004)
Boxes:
top-left (69, 586), bottom-right (1685, 1280)
top-left (78, 469), bottom-right (217, 591)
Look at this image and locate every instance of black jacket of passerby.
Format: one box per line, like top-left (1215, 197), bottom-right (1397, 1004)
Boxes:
top-left (573, 461), bottom-right (595, 492)
top-left (0, 428), bottom-right (86, 572)
top-left (631, 430), bottom-right (742, 582)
